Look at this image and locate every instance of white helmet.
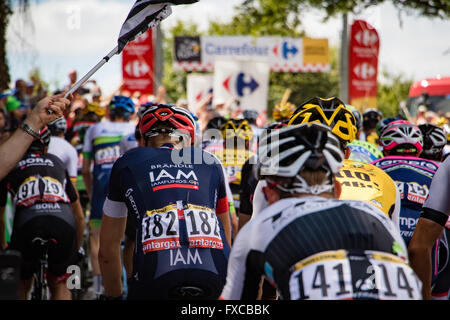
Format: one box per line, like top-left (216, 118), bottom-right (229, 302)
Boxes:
top-left (255, 123), bottom-right (344, 195)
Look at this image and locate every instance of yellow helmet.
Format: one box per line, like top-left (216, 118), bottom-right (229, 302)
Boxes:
top-left (288, 97), bottom-right (357, 145)
top-left (273, 102), bottom-right (296, 121)
top-left (220, 119), bottom-right (253, 142)
top-left (83, 102), bottom-right (106, 117)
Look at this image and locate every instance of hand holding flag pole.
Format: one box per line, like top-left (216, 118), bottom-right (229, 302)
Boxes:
top-left (49, 0), bottom-right (198, 113)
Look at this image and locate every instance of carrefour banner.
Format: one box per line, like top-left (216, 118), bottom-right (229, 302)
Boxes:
top-left (174, 36), bottom-right (330, 73)
top-left (213, 59), bottom-right (270, 113)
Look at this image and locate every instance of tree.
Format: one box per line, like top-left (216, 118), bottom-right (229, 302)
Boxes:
top-left (0, 0), bottom-right (29, 91)
top-left (377, 71), bottom-right (413, 118)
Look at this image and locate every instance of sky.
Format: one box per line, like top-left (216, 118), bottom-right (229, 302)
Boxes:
top-left (6, 0), bottom-right (450, 96)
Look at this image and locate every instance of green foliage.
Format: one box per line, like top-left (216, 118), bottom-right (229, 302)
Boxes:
top-left (161, 20), bottom-right (205, 103)
top-left (377, 71), bottom-right (413, 118)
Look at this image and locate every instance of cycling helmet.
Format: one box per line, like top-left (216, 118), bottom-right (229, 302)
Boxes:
top-left (83, 102), bottom-right (106, 117)
top-left (206, 116), bottom-right (226, 131)
top-left (256, 123), bottom-right (344, 195)
top-left (243, 109), bottom-right (259, 125)
top-left (220, 118), bottom-right (254, 142)
top-left (376, 116), bottom-right (400, 137)
top-left (139, 103), bottom-right (196, 144)
top-left (345, 105), bottom-right (362, 130)
top-left (288, 97), bottom-right (357, 147)
top-left (110, 95), bottom-right (135, 120)
top-left (27, 126), bottom-right (51, 153)
top-left (362, 108), bottom-right (383, 130)
top-left (418, 124), bottom-right (446, 160)
top-left (379, 120), bottom-right (423, 155)
top-left (273, 102), bottom-right (296, 122)
top-left (48, 117), bottom-right (67, 135)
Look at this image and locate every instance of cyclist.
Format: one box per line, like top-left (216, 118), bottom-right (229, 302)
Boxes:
top-left (99, 103), bottom-right (231, 300)
top-left (69, 102), bottom-right (105, 210)
top-left (418, 124), bottom-right (447, 162)
top-left (48, 117), bottom-right (78, 189)
top-left (360, 108), bottom-right (383, 146)
top-left (220, 123), bottom-right (420, 300)
top-left (82, 95), bottom-right (135, 298)
top-left (0, 127), bottom-right (84, 300)
top-left (279, 97), bottom-right (399, 222)
top-left (345, 105), bottom-right (384, 163)
top-left (410, 156), bottom-right (450, 299)
top-left (201, 115), bottom-right (226, 154)
top-left (215, 118), bottom-right (254, 237)
top-left (372, 120), bottom-right (449, 299)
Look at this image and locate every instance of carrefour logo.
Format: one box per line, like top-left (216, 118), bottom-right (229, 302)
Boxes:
top-left (223, 73), bottom-right (259, 97)
top-left (273, 41), bottom-right (298, 60)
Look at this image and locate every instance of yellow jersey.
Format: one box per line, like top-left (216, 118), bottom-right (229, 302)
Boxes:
top-left (213, 148), bottom-right (254, 186)
top-left (337, 159), bottom-right (399, 220)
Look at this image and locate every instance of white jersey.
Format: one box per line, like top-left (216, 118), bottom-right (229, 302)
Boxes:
top-left (48, 136), bottom-right (78, 178)
top-left (82, 120), bottom-right (135, 168)
top-left (119, 132), bottom-right (139, 155)
top-left (221, 196), bottom-right (420, 300)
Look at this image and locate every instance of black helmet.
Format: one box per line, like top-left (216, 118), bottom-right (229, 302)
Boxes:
top-left (418, 124), bottom-right (446, 161)
top-left (27, 126), bottom-right (51, 153)
top-left (243, 109), bottom-right (259, 125)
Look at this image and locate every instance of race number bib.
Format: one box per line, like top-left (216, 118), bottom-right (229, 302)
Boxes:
top-left (184, 204), bottom-right (223, 250)
top-left (15, 176), bottom-right (69, 207)
top-left (142, 204), bottom-right (181, 253)
top-left (94, 145), bottom-right (121, 165)
top-left (141, 202), bottom-right (223, 253)
top-left (289, 250), bottom-right (421, 300)
top-left (396, 181), bottom-right (429, 204)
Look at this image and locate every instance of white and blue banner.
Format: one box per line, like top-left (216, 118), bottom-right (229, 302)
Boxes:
top-left (213, 59), bottom-right (270, 113)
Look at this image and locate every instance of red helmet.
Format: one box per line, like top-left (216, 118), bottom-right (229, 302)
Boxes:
top-left (139, 104), bottom-right (196, 143)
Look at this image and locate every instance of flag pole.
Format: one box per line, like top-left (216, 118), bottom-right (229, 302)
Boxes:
top-left (64, 45), bottom-right (119, 98)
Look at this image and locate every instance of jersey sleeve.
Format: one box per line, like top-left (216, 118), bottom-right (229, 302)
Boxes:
top-left (82, 125), bottom-right (94, 159)
top-left (65, 171), bottom-right (78, 203)
top-left (67, 145), bottom-right (79, 178)
top-left (239, 159), bottom-right (253, 216)
top-left (103, 158), bottom-right (128, 218)
top-left (220, 221), bottom-right (262, 300)
top-left (423, 156), bottom-right (450, 218)
top-left (216, 162), bottom-right (229, 215)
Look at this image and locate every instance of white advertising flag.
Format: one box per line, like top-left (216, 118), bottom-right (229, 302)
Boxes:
top-left (186, 73), bottom-right (214, 114)
top-left (213, 59), bottom-right (270, 113)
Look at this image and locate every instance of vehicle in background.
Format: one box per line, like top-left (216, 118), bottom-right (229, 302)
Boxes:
top-left (407, 76), bottom-right (450, 117)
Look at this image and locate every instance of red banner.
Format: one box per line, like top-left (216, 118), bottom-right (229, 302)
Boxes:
top-left (348, 20), bottom-right (379, 110)
top-left (122, 29), bottom-right (154, 96)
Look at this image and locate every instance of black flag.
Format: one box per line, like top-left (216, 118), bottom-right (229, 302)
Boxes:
top-left (118, 0), bottom-right (199, 53)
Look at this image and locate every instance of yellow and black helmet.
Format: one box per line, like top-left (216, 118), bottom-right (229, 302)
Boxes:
top-left (273, 102), bottom-right (296, 122)
top-left (220, 118), bottom-right (253, 141)
top-left (83, 102), bottom-right (106, 117)
top-left (288, 97), bottom-right (357, 146)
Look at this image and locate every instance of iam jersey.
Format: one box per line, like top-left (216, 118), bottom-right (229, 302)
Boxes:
top-left (104, 145), bottom-right (230, 283)
top-left (221, 197), bottom-right (421, 300)
top-left (83, 121), bottom-right (135, 219)
top-left (0, 153), bottom-right (78, 228)
top-left (372, 156), bottom-right (440, 246)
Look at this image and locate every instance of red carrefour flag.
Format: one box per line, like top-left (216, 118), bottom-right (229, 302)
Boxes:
top-left (122, 29), bottom-right (154, 96)
top-left (348, 19), bottom-right (380, 110)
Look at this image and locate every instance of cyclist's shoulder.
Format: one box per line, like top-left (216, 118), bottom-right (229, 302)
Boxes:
top-left (372, 155), bottom-right (440, 172)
